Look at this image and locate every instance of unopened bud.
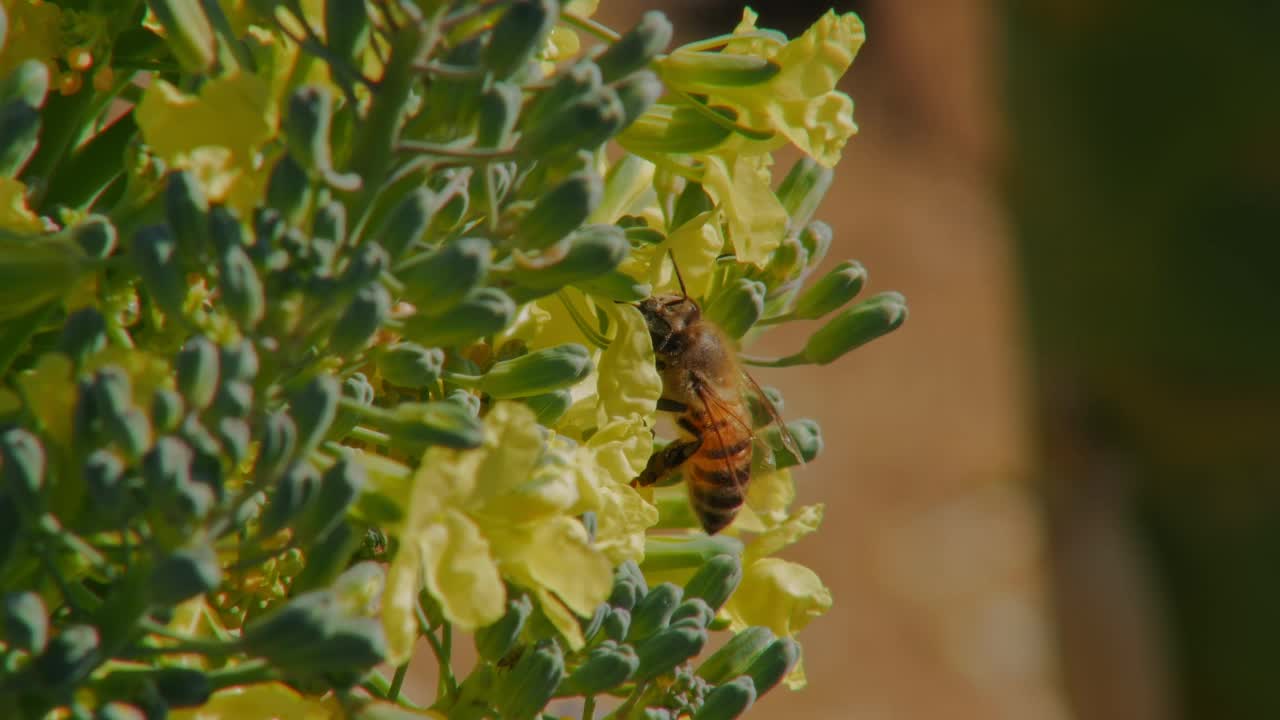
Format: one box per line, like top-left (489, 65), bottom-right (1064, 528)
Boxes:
top-left (219, 243), bottom-right (265, 329)
top-left (341, 400), bottom-right (483, 450)
top-left (176, 336), bottom-right (219, 411)
top-left (327, 373), bottom-right (374, 443)
top-left (558, 640), bottom-right (639, 696)
top-left (150, 544), bottom-right (221, 606)
top-left (643, 534), bottom-right (743, 572)
top-left (495, 640), bottom-right (565, 719)
top-left (633, 625), bottom-right (707, 681)
top-left (802, 291), bottom-right (907, 365)
top-left (474, 343), bottom-right (592, 399)
top-left (165, 170), bottom-right (208, 257)
top-left (401, 287), bottom-right (515, 348)
top-left (58, 308), bottom-right (107, 367)
top-left (693, 676), bottom-right (756, 720)
top-left (378, 343), bottom-right (445, 388)
top-left (293, 455), bottom-right (365, 545)
top-left (483, 0), bottom-right (556, 80)
top-left (627, 583), bottom-right (682, 642)
top-left (132, 225), bottom-right (188, 322)
top-left (507, 224), bottom-right (628, 296)
top-left (760, 418), bottom-right (822, 469)
top-left (72, 216), bottom-right (117, 260)
top-left (2, 591), bottom-right (48, 653)
top-left (330, 283), bottom-right (391, 356)
top-left (777, 158), bottom-right (834, 232)
top-left (798, 221), bottom-right (832, 269)
top-left (290, 375), bottom-right (340, 457)
top-left (265, 153), bottom-right (311, 226)
top-left (696, 627), bottom-right (775, 684)
top-left (34, 624), bottom-right (100, 688)
top-left (705, 278), bottom-right (765, 339)
top-left (792, 260), bottom-right (866, 319)
top-left (396, 237), bottom-right (490, 314)
top-left (745, 638), bottom-right (801, 696)
top-left (374, 187), bottom-right (435, 261)
top-left (518, 87), bottom-right (625, 160)
top-left (612, 70), bottom-right (663, 131)
top-left (579, 269), bottom-right (651, 302)
top-left (520, 389), bottom-right (573, 425)
top-left (1, 428), bottom-right (44, 513)
top-left (659, 51), bottom-right (779, 91)
top-left (474, 594), bottom-right (533, 662)
top-left (523, 60), bottom-right (601, 130)
top-left (517, 171), bottom-right (603, 250)
top-left (682, 554), bottom-right (742, 612)
top-left (145, 0), bottom-right (216, 73)
top-left (256, 411), bottom-right (297, 482)
top-left (595, 11), bottom-right (673, 83)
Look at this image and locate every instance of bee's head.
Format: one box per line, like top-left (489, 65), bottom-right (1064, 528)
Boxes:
top-left (636, 294), bottom-right (701, 355)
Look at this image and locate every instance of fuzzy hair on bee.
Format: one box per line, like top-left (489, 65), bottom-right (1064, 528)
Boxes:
top-left (631, 255), bottom-right (802, 534)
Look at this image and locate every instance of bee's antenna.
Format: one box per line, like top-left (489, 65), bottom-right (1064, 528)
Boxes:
top-left (668, 249), bottom-right (688, 299)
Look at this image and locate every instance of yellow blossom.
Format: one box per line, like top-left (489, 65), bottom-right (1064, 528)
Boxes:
top-left (0, 177), bottom-right (45, 233)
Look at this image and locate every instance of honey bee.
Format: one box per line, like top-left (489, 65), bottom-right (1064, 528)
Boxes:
top-left (631, 257), bottom-right (802, 534)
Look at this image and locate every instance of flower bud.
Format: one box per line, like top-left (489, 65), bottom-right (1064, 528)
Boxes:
top-left (256, 411), bottom-right (297, 482)
top-left (608, 574), bottom-right (639, 612)
top-left (518, 87), bottom-right (626, 160)
top-left (692, 676), bottom-right (756, 720)
top-left (669, 598), bottom-right (714, 630)
top-left (290, 375), bottom-right (340, 458)
top-left (401, 287), bottom-right (515, 348)
top-left (475, 343), bottom-right (592, 399)
top-left (696, 627), bottom-right (775, 684)
top-left (148, 388), bottom-right (184, 434)
top-left (290, 519), bottom-right (360, 595)
top-left (798, 221), bottom-right (832, 269)
top-left (802, 291), bottom-right (907, 365)
top-left (327, 373), bottom-right (374, 442)
top-left (3, 591), bottom-right (48, 653)
top-left (221, 339), bottom-right (259, 381)
top-left (792, 260), bottom-right (866, 319)
top-left (760, 418), bottom-right (822, 469)
top-left (596, 11), bottom-right (673, 83)
top-left (165, 170), bottom-right (208, 258)
top-left (507, 225), bottom-right (628, 296)
top-left (145, 0), bottom-right (216, 73)
top-left (682, 554), bottom-right (742, 612)
top-left (659, 52), bottom-right (779, 91)
top-left (558, 640), bottom-right (639, 695)
top-left (1, 428), bottom-right (44, 513)
top-left (91, 366), bottom-right (133, 420)
top-left (152, 666), bottom-right (213, 708)
top-left (745, 638), bottom-right (801, 696)
top-left (34, 624), bottom-right (100, 689)
top-left (150, 544), bottom-right (221, 606)
top-left (176, 336), bottom-right (220, 411)
top-left (618, 101), bottom-right (735, 155)
top-left (219, 243), bottom-right (265, 329)
top-left (313, 199), bottom-right (347, 248)
top-left (58, 308), bottom-right (107, 368)
top-left (746, 385), bottom-right (784, 429)
top-left (266, 153), bottom-right (312, 226)
top-left (643, 534), bottom-right (743, 572)
top-left (374, 187), bottom-right (436, 261)
top-left (293, 454), bottom-right (365, 546)
top-left (396, 237), bottom-right (490, 314)
top-left (132, 225), bottom-right (188, 322)
top-left (0, 98), bottom-right (41, 177)
top-left (483, 0), bottom-right (556, 80)
top-left (627, 582), bottom-right (682, 642)
top-left (580, 600), bottom-right (607, 640)
top-left (84, 450), bottom-right (126, 515)
top-left (106, 406), bottom-right (153, 460)
top-left (495, 640), bottom-right (564, 720)
top-left (306, 616), bottom-right (388, 679)
top-left (325, 0), bottom-right (371, 66)
top-left (762, 235), bottom-right (808, 286)
top-left (517, 171), bottom-right (603, 250)
top-left (445, 388), bottom-right (481, 417)
top-left (261, 461), bottom-right (319, 537)
top-left (520, 389), bottom-right (573, 425)
top-left (777, 158), bottom-right (834, 233)
top-left (478, 82), bottom-right (522, 148)
top-left (285, 86), bottom-right (358, 191)
top-left (580, 270), bottom-right (651, 302)
top-left (705, 279), bottom-right (765, 339)
top-left (377, 343), bottom-right (445, 388)
top-left (343, 401), bottom-right (483, 450)
top-left (0, 59), bottom-right (49, 107)
top-left (474, 594), bottom-right (533, 663)
top-left (523, 60), bottom-right (601, 130)
top-left (72, 215), bottom-right (117, 260)
top-left (330, 283), bottom-right (391, 356)
top-left (612, 70), bottom-right (663, 131)
top-left (242, 591), bottom-right (338, 667)
top-left (602, 607), bottom-right (631, 642)
top-left (633, 625), bottom-right (708, 681)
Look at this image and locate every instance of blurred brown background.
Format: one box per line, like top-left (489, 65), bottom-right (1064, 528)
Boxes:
top-left (596, 1), bottom-right (1280, 719)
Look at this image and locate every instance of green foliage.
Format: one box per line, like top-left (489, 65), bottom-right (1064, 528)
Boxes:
top-left (0, 1), bottom-right (903, 718)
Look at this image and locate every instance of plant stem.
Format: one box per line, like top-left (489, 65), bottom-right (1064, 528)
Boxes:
top-left (582, 695), bottom-right (596, 720)
top-left (417, 602), bottom-right (457, 701)
top-left (389, 661), bottom-right (410, 701)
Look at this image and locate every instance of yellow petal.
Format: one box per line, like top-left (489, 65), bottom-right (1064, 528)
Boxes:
top-left (417, 509), bottom-right (506, 631)
top-left (470, 402), bottom-right (548, 505)
top-left (745, 504), bottom-right (824, 563)
top-left (702, 154), bottom-right (786, 266)
top-left (15, 353), bottom-right (75, 448)
top-left (582, 462), bottom-right (658, 564)
top-left (596, 305), bottom-right (661, 424)
top-left (744, 467), bottom-right (796, 529)
top-left (489, 516), bottom-right (612, 620)
top-left (587, 415), bottom-right (653, 482)
top-left (0, 178), bottom-right (45, 233)
top-left (724, 558), bottom-right (832, 637)
top-left (136, 74), bottom-right (275, 166)
top-left (534, 586), bottom-right (586, 650)
top-left (382, 537), bottom-right (422, 664)
top-left (170, 681), bottom-right (342, 720)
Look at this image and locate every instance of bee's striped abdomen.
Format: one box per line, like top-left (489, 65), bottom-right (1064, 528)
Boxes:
top-left (683, 407), bottom-right (754, 534)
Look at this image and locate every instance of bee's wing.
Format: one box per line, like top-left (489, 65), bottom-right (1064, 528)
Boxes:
top-left (739, 369), bottom-right (806, 465)
top-left (689, 374), bottom-right (756, 492)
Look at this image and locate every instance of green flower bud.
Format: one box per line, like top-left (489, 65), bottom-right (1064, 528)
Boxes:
top-left (579, 269), bottom-right (652, 302)
top-left (165, 170), bottom-right (209, 258)
top-left (291, 374), bottom-right (339, 457)
top-left (762, 235), bottom-right (808, 287)
top-left (72, 216), bottom-right (118, 260)
top-left (669, 598), bottom-right (714, 630)
top-left (327, 373), bottom-right (373, 442)
top-left (618, 559), bottom-right (649, 595)
top-left (145, 0), bottom-right (216, 72)
top-left (330, 283), bottom-right (390, 356)
top-left (177, 336), bottom-right (220, 411)
top-left (507, 225), bottom-right (628, 296)
top-left (483, 0), bottom-right (556, 80)
top-left (213, 380), bottom-right (254, 419)
top-left (58, 308), bottom-right (107, 367)
top-left (495, 640), bottom-right (564, 720)
top-left (106, 406), bottom-right (153, 460)
top-left (759, 418), bottom-right (822, 469)
top-left (285, 86), bottom-right (358, 191)
top-left (745, 638), bottom-right (801, 696)
top-left (559, 640), bottom-right (639, 696)
top-left (396, 237), bottom-right (490, 314)
top-left (445, 388), bottom-right (481, 417)
top-left (293, 454), bottom-right (365, 545)
top-left (517, 171), bottom-right (603, 250)
top-left (705, 279), bottom-right (765, 339)
top-left (520, 389), bottom-right (573, 425)
top-left (325, 0), bottom-right (371, 66)
top-left (0, 98), bottom-right (40, 177)
top-left (474, 594), bottom-right (533, 663)
top-left (340, 400), bottom-right (483, 450)
top-left (256, 411), bottom-right (297, 482)
top-left (313, 199), bottom-right (347, 248)
top-left (478, 82), bottom-right (522, 147)
top-left (152, 666), bottom-right (213, 708)
top-left (132, 225), bottom-right (188, 323)
top-left (602, 606), bottom-right (631, 642)
top-left (580, 599), bottom-right (606, 640)
top-left (290, 519), bottom-right (360, 595)
top-left (242, 590), bottom-right (336, 665)
top-left (91, 366), bottom-right (133, 419)
top-left (374, 187), bottom-right (436, 261)
top-left (377, 343), bottom-right (444, 388)
top-left (261, 461), bottom-right (319, 537)
top-left (803, 291), bottom-right (907, 365)
top-left (628, 583), bottom-right (683, 642)
top-left (220, 339), bottom-right (259, 380)
top-left (682, 554), bottom-right (742, 612)
top-left (1, 428), bottom-right (44, 513)
top-left (692, 676), bottom-right (756, 720)
top-left (792, 260), bottom-right (866, 320)
top-left (524, 60), bottom-right (601, 130)
top-left (266, 153), bottom-right (312, 226)
top-left (778, 158), bottom-right (835, 233)
top-left (97, 702), bottom-right (147, 720)
top-left (150, 544), bottom-right (221, 606)
top-left (0, 58), bottom-right (49, 107)
top-left (596, 11), bottom-right (673, 83)
top-left (84, 450), bottom-right (126, 515)
top-left (642, 534), bottom-right (743, 572)
top-left (219, 243), bottom-right (265, 329)
top-left (217, 417), bottom-right (252, 465)
top-left (307, 616), bottom-right (388, 678)
top-left (633, 625), bottom-right (708, 682)
top-left (608, 574), bottom-right (639, 612)
top-left (746, 385), bottom-right (784, 429)
top-left (149, 389), bottom-right (184, 433)
top-left (518, 87), bottom-right (626, 160)
top-left (696, 626), bottom-right (775, 684)
top-left (660, 51), bottom-right (779, 90)
top-left (402, 287), bottom-right (515, 348)
top-left (798, 221), bottom-right (832, 269)
top-left (612, 70), bottom-right (664, 131)
top-left (468, 343), bottom-right (592, 399)
top-left (3, 591), bottom-right (48, 653)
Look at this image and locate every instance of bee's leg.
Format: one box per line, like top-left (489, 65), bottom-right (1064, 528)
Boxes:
top-left (657, 397), bottom-right (688, 413)
top-left (633, 437), bottom-right (702, 487)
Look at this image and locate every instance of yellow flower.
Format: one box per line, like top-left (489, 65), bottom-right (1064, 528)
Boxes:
top-left (700, 152), bottom-right (787, 267)
top-left (170, 681), bottom-right (345, 720)
top-left (0, 177), bottom-right (46, 233)
top-left (723, 557), bottom-right (832, 689)
top-left (543, 0), bottom-right (600, 66)
top-left (0, 1), bottom-right (63, 77)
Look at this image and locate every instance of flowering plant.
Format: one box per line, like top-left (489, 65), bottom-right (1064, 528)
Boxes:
top-left (0, 1), bottom-right (904, 718)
